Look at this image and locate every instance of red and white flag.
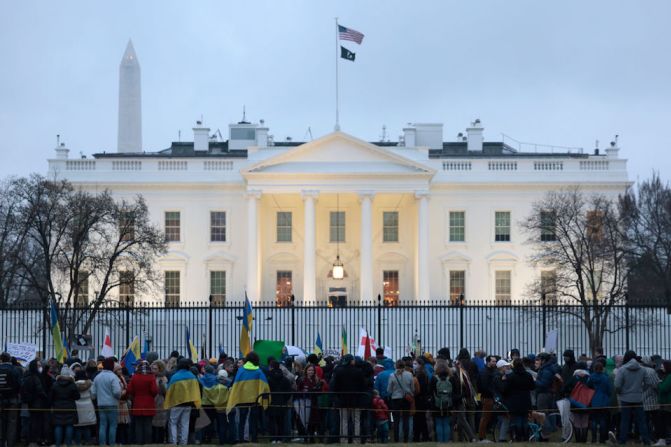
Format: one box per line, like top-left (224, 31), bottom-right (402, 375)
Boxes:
top-left (356, 327), bottom-right (376, 358)
top-left (101, 329), bottom-right (114, 358)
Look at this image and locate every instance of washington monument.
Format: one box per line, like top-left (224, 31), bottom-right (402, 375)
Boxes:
top-left (117, 40), bottom-right (142, 153)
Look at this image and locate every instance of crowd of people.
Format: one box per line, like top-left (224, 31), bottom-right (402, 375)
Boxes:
top-left (0, 346), bottom-right (670, 445)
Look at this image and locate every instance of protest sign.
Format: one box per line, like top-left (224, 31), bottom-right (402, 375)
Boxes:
top-left (7, 342), bottom-right (37, 365)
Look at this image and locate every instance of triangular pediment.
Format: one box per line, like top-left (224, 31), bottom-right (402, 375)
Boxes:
top-left (242, 131), bottom-right (435, 177)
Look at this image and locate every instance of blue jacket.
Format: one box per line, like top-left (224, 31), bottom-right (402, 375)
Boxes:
top-left (424, 363), bottom-right (434, 382)
top-left (588, 371), bottom-right (612, 408)
top-left (91, 370), bottom-right (122, 407)
top-left (536, 359), bottom-right (559, 393)
top-left (374, 359), bottom-right (395, 399)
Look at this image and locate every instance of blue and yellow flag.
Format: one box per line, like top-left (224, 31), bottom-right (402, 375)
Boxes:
top-left (50, 301), bottom-right (67, 363)
top-left (185, 326), bottom-right (198, 363)
top-left (239, 294), bottom-right (253, 358)
top-left (121, 336), bottom-right (141, 375)
top-left (314, 332), bottom-right (323, 356)
top-left (226, 362), bottom-right (270, 414)
top-left (164, 369), bottom-right (202, 409)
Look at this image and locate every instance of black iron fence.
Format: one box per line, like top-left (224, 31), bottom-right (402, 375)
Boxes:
top-left (1, 299), bottom-right (670, 361)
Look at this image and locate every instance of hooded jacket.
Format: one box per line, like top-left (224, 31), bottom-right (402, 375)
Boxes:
top-left (50, 374), bottom-right (81, 426)
top-left (587, 371), bottom-right (612, 408)
top-left (91, 369), bottom-right (122, 407)
top-left (374, 359), bottom-right (395, 399)
top-left (615, 358), bottom-right (648, 403)
top-left (536, 358), bottom-right (560, 393)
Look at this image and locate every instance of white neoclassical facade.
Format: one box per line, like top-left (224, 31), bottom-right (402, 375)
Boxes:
top-left (47, 119), bottom-right (629, 306)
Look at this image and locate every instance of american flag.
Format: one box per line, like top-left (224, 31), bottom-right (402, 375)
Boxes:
top-left (338, 25), bottom-right (364, 45)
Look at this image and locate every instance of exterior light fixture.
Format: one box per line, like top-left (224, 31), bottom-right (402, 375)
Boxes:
top-left (332, 193), bottom-right (344, 280)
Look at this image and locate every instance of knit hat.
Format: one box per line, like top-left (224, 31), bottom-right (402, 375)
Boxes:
top-left (60, 365), bottom-right (75, 378)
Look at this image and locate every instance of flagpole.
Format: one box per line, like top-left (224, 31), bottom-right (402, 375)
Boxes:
top-left (334, 17), bottom-right (340, 131)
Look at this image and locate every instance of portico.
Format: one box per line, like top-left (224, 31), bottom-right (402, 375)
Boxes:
top-left (241, 132), bottom-right (435, 304)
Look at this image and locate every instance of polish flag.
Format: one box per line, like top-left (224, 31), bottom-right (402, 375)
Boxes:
top-left (101, 329), bottom-right (114, 358)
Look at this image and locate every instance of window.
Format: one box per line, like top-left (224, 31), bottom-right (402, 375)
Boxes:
top-left (119, 271), bottom-right (135, 306)
top-left (165, 211), bottom-right (181, 242)
top-left (540, 270), bottom-right (557, 305)
top-left (330, 211), bottom-right (345, 243)
top-left (495, 211), bottom-right (511, 242)
top-left (449, 211), bottom-right (465, 242)
top-left (75, 271), bottom-right (89, 307)
top-left (586, 210), bottom-right (604, 240)
top-left (383, 270), bottom-right (400, 306)
top-left (210, 271), bottom-right (226, 307)
top-left (276, 271), bottom-right (292, 307)
top-left (540, 211), bottom-right (557, 241)
top-left (449, 270), bottom-right (465, 304)
top-left (165, 271), bottom-right (180, 307)
top-left (495, 270), bottom-right (512, 302)
top-left (231, 128), bottom-right (256, 140)
top-left (276, 211), bottom-right (292, 242)
top-left (210, 211), bottom-right (226, 242)
top-left (383, 211), bottom-right (399, 243)
top-left (118, 212), bottom-right (134, 242)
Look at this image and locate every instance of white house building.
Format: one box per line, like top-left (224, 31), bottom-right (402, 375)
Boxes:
top-left (47, 118), bottom-right (629, 306)
top-left (46, 45), bottom-right (630, 307)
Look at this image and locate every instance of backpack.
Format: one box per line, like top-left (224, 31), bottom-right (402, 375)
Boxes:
top-left (0, 367), bottom-right (19, 398)
top-left (434, 376), bottom-right (453, 410)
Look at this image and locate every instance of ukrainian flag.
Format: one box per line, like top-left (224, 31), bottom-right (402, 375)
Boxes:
top-left (185, 326), bottom-right (198, 363)
top-left (314, 332), bottom-right (323, 356)
top-left (239, 295), bottom-right (253, 358)
top-left (121, 336), bottom-right (141, 375)
top-left (164, 369), bottom-right (202, 409)
top-left (50, 301), bottom-right (67, 363)
top-left (225, 362), bottom-right (270, 414)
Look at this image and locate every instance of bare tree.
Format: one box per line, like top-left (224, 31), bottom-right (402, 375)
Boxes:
top-left (7, 175), bottom-right (166, 341)
top-left (620, 173), bottom-right (671, 308)
top-left (522, 188), bottom-right (628, 355)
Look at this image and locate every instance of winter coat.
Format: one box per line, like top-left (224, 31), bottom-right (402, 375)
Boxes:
top-left (127, 373), bottom-right (159, 417)
top-left (659, 374), bottom-right (671, 411)
top-left (267, 367), bottom-right (293, 406)
top-left (152, 375), bottom-right (169, 428)
top-left (560, 350), bottom-right (577, 385)
top-left (478, 366), bottom-right (497, 399)
top-left (414, 372), bottom-right (431, 410)
top-left (587, 371), bottom-right (612, 408)
top-left (536, 359), bottom-right (560, 393)
top-left (74, 379), bottom-right (96, 426)
top-left (50, 376), bottom-right (80, 426)
top-left (641, 366), bottom-right (660, 411)
top-left (615, 359), bottom-right (648, 403)
top-left (21, 372), bottom-right (49, 409)
top-left (372, 395), bottom-right (390, 421)
top-left (501, 368), bottom-right (535, 416)
top-left (91, 370), bottom-right (122, 407)
top-left (332, 364), bottom-right (367, 408)
top-left (374, 359), bottom-right (395, 399)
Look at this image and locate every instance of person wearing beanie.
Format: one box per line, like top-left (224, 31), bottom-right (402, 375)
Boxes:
top-left (225, 351), bottom-right (270, 443)
top-left (73, 369), bottom-right (96, 445)
top-left (50, 366), bottom-right (80, 447)
top-left (91, 356), bottom-right (122, 445)
top-left (127, 360), bottom-right (159, 445)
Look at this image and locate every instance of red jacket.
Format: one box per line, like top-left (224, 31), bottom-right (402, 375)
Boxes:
top-left (372, 396), bottom-right (389, 421)
top-left (127, 373), bottom-right (159, 416)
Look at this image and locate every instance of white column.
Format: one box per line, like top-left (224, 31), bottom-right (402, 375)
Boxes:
top-left (359, 192), bottom-right (375, 301)
top-left (245, 190), bottom-right (262, 301)
top-left (302, 190), bottom-right (319, 303)
top-left (416, 191), bottom-right (430, 301)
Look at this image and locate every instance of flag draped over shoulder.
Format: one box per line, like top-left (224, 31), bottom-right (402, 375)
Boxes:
top-left (226, 362), bottom-right (270, 414)
top-left (239, 296), bottom-right (253, 358)
top-left (121, 336), bottom-right (141, 375)
top-left (50, 301), bottom-right (67, 363)
top-left (164, 369), bottom-right (202, 409)
top-left (185, 326), bottom-right (198, 363)
top-left (313, 332), bottom-right (323, 356)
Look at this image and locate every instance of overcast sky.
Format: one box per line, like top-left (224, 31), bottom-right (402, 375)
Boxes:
top-left (1, 1), bottom-right (669, 183)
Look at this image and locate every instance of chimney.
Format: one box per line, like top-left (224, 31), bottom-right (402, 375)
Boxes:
top-left (55, 135), bottom-right (69, 159)
top-left (466, 118), bottom-right (484, 152)
top-left (403, 126), bottom-right (416, 147)
top-left (193, 120), bottom-right (210, 151)
top-left (606, 135), bottom-right (620, 159)
top-left (256, 120), bottom-right (269, 147)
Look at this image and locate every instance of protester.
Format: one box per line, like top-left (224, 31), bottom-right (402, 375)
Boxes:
top-left (73, 369), bottom-right (96, 445)
top-left (332, 354), bottom-right (367, 443)
top-left (50, 366), bottom-right (80, 447)
top-left (91, 357), bottom-right (122, 446)
top-left (21, 358), bottom-right (49, 447)
top-left (430, 362), bottom-right (455, 442)
top-left (611, 350), bottom-right (654, 445)
top-left (127, 360), bottom-right (159, 445)
top-left (225, 351), bottom-right (269, 443)
top-left (266, 359), bottom-right (292, 443)
top-left (164, 358), bottom-right (201, 445)
top-left (151, 360), bottom-right (169, 443)
top-left (502, 358), bottom-right (535, 441)
top-left (478, 354), bottom-right (498, 440)
top-left (387, 359), bottom-right (414, 443)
